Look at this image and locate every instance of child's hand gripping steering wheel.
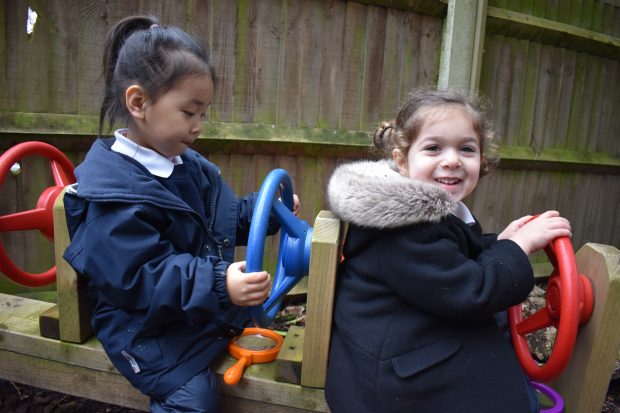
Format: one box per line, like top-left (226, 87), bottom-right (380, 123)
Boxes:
top-left (246, 169), bottom-right (313, 327)
top-left (0, 142), bottom-right (76, 287)
top-left (508, 230), bottom-right (594, 382)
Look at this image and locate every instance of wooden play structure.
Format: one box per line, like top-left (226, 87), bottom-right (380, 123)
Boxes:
top-left (0, 142), bottom-right (619, 411)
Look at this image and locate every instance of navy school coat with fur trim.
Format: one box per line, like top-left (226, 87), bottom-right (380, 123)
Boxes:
top-left (324, 160), bottom-right (538, 413)
top-left (63, 138), bottom-right (276, 399)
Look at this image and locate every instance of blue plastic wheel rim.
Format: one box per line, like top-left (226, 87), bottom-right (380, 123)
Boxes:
top-left (246, 169), bottom-right (313, 327)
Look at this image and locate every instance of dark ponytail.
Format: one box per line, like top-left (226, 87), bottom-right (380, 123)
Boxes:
top-left (98, 15), bottom-right (215, 136)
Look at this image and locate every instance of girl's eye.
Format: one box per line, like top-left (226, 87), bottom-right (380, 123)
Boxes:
top-left (460, 145), bottom-right (477, 153)
top-left (182, 110), bottom-right (194, 117)
top-left (424, 145), bottom-right (441, 152)
top-left (200, 112), bottom-right (207, 120)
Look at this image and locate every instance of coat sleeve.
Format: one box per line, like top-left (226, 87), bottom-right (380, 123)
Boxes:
top-left (64, 202), bottom-right (230, 327)
top-left (372, 223), bottom-right (534, 321)
top-left (234, 190), bottom-right (280, 246)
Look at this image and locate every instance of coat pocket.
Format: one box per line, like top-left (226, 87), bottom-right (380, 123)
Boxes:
top-left (391, 336), bottom-right (461, 378)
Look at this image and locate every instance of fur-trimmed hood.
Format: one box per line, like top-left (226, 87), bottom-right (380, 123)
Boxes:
top-left (327, 160), bottom-right (457, 229)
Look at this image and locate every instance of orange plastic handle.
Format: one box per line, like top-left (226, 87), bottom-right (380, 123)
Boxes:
top-left (224, 356), bottom-right (250, 386)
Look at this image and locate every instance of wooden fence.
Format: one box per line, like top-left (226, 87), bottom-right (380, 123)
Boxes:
top-left (1, 0), bottom-right (618, 294)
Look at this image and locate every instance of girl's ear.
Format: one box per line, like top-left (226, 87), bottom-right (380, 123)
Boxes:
top-left (126, 85), bottom-right (148, 120)
top-left (392, 149), bottom-right (408, 176)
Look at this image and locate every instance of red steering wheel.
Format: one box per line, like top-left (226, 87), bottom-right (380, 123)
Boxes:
top-left (0, 142), bottom-right (76, 287)
top-left (509, 235), bottom-right (594, 382)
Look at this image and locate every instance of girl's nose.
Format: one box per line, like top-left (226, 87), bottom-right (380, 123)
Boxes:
top-left (190, 119), bottom-right (203, 135)
top-left (442, 149), bottom-right (460, 168)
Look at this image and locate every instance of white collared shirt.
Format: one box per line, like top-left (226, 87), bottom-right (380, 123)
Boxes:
top-left (454, 201), bottom-right (476, 226)
top-left (111, 129), bottom-right (183, 178)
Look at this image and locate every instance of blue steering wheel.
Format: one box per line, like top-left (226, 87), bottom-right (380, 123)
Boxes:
top-left (246, 169), bottom-right (313, 327)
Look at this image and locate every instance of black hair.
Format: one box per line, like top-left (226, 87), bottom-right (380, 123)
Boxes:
top-left (99, 15), bottom-right (216, 135)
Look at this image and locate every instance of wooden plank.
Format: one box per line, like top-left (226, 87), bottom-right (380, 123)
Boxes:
top-left (551, 243), bottom-right (620, 413)
top-left (399, 12), bottom-right (422, 97)
top-left (418, 13), bottom-right (443, 87)
top-left (486, 6), bottom-right (620, 60)
top-left (542, 44), bottom-right (563, 149)
top-left (301, 210), bottom-right (342, 388)
top-left (298, 0), bottom-right (325, 128)
top-left (379, 9), bottom-right (407, 120)
top-left (532, 44), bottom-right (553, 150)
top-left (276, 325), bottom-right (305, 384)
top-left (566, 52), bottom-right (588, 150)
top-left (596, 59), bottom-right (618, 153)
top-left (0, 0), bottom-right (6, 110)
top-left (339, 1), bottom-right (368, 130)
top-left (232, 0), bottom-right (257, 123)
top-left (545, 0), bottom-right (559, 21)
top-left (469, 0), bottom-right (488, 93)
top-left (504, 37), bottom-right (527, 147)
top-left (46, 0), bottom-right (79, 114)
top-left (53, 188), bottom-right (93, 343)
top-left (360, 5), bottom-right (387, 130)
top-left (554, 48), bottom-right (577, 149)
top-left (75, 2), bottom-right (114, 118)
top-left (518, 40), bottom-right (540, 147)
top-left (349, 0), bottom-right (447, 16)
top-left (278, 0), bottom-right (304, 127)
top-left (253, 0), bottom-right (282, 125)
top-left (317, 0), bottom-right (346, 129)
top-left (210, 0), bottom-right (237, 122)
top-left (0, 350), bottom-right (150, 411)
top-left (584, 56), bottom-right (604, 153)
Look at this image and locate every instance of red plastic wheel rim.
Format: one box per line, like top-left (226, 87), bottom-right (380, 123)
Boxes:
top-left (0, 142), bottom-right (76, 287)
top-left (509, 236), bottom-right (593, 382)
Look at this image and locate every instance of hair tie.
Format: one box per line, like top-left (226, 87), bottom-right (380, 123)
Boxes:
top-left (150, 23), bottom-right (159, 30)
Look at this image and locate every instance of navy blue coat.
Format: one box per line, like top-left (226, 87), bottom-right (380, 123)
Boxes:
top-left (325, 161), bottom-right (538, 413)
top-left (63, 138), bottom-right (272, 399)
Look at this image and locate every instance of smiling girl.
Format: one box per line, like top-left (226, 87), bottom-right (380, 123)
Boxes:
top-left (324, 89), bottom-right (571, 412)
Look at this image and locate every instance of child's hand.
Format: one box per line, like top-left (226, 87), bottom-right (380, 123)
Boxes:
top-left (226, 261), bottom-right (271, 306)
top-left (497, 215), bottom-right (534, 240)
top-left (505, 211), bottom-right (572, 256)
top-left (293, 194), bottom-right (301, 217)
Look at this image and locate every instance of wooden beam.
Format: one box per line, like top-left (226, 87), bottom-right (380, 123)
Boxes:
top-left (438, 0), bottom-right (488, 94)
top-left (551, 243), bottom-right (620, 412)
top-left (486, 7), bottom-right (620, 60)
top-left (53, 188), bottom-right (93, 343)
top-left (301, 211), bottom-right (342, 388)
top-left (351, 0), bottom-right (447, 17)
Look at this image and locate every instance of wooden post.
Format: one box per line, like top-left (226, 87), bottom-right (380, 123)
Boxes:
top-left (50, 188), bottom-right (93, 343)
top-left (300, 210), bottom-right (342, 388)
top-left (551, 243), bottom-right (620, 412)
top-left (438, 0), bottom-right (488, 95)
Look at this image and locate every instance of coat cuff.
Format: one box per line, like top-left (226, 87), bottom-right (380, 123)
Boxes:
top-left (214, 260), bottom-right (232, 308)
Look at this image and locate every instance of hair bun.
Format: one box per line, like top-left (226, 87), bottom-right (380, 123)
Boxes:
top-left (372, 121), bottom-right (395, 150)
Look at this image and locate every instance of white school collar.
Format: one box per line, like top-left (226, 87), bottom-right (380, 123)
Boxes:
top-left (111, 129), bottom-right (183, 178)
top-left (454, 201), bottom-right (476, 225)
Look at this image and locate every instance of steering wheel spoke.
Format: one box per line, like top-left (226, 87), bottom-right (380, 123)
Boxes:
top-left (0, 208), bottom-right (50, 232)
top-left (514, 305), bottom-right (555, 335)
top-left (0, 142), bottom-right (75, 287)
